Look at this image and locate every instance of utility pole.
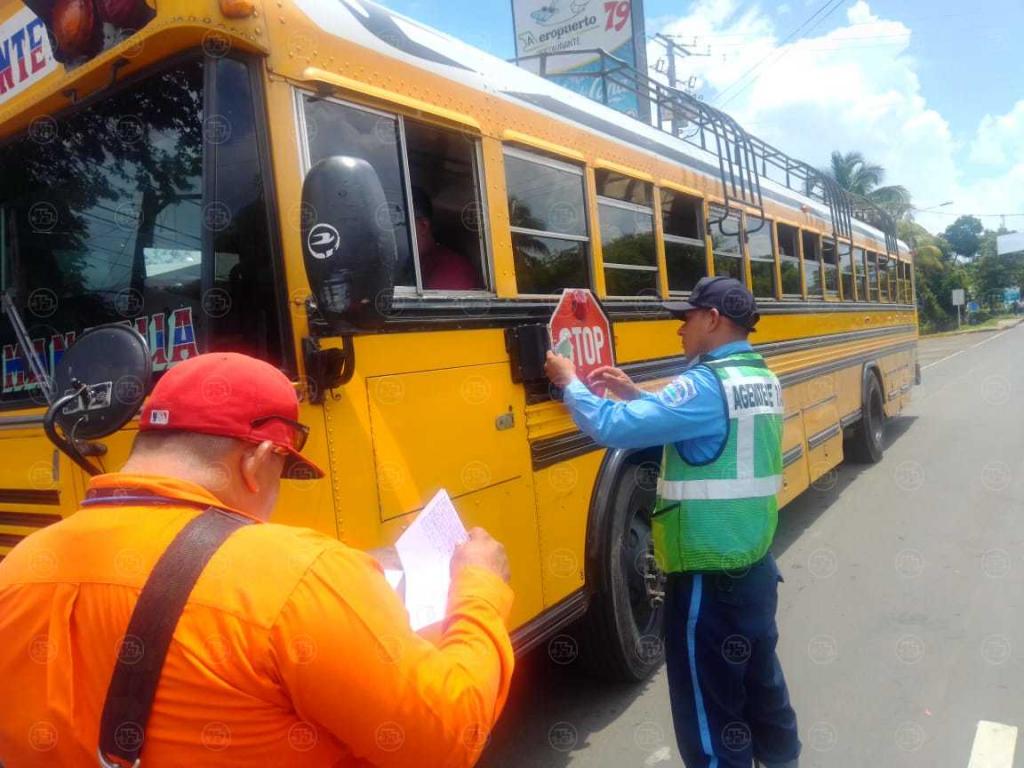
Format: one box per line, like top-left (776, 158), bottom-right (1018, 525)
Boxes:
top-left (652, 34), bottom-right (707, 136)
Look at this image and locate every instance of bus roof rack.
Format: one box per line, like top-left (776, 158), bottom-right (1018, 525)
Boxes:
top-left (510, 48), bottom-right (899, 253)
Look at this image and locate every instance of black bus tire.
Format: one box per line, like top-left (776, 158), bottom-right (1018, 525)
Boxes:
top-left (848, 373), bottom-right (885, 464)
top-left (576, 458), bottom-right (665, 682)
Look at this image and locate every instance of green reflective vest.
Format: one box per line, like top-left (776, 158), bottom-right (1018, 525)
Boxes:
top-left (651, 351), bottom-right (784, 573)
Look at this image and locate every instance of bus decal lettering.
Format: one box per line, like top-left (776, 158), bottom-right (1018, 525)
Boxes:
top-left (49, 332), bottom-right (76, 378)
top-left (2, 337), bottom-right (45, 393)
top-left (1, 309), bottom-right (200, 395)
top-left (0, 9), bottom-right (58, 104)
top-left (168, 308), bottom-right (200, 364)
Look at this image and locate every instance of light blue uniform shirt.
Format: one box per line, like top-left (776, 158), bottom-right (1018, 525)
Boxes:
top-left (562, 340), bottom-right (754, 464)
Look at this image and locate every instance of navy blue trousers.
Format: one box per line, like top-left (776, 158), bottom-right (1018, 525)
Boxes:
top-left (664, 553), bottom-right (801, 768)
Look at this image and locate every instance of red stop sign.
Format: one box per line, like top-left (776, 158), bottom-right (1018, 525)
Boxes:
top-left (548, 288), bottom-right (614, 396)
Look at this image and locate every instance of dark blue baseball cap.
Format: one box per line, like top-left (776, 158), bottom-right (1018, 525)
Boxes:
top-left (664, 276), bottom-right (760, 330)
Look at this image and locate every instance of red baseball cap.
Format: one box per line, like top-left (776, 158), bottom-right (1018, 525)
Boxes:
top-left (139, 353), bottom-right (324, 479)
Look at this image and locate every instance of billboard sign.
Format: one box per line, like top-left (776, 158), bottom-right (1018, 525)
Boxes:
top-left (512, 0), bottom-right (646, 117)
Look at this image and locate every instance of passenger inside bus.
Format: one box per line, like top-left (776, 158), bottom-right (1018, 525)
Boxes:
top-left (412, 186), bottom-right (480, 290)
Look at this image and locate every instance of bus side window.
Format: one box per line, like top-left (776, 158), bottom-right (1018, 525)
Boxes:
top-left (596, 170), bottom-right (658, 298)
top-left (876, 253), bottom-right (890, 302)
top-left (855, 247), bottom-right (869, 301)
top-left (777, 223), bottom-right (801, 297)
top-left (404, 120), bottom-right (488, 292)
top-left (801, 230), bottom-right (823, 299)
top-left (745, 215), bottom-right (776, 299)
top-left (839, 240), bottom-right (854, 301)
top-left (822, 237), bottom-right (839, 298)
top-left (864, 250), bottom-right (878, 302)
top-left (208, 58), bottom-right (285, 365)
top-left (661, 189), bottom-right (706, 294)
top-left (302, 96), bottom-right (414, 285)
top-left (504, 148), bottom-right (590, 296)
top-left (707, 204), bottom-right (744, 284)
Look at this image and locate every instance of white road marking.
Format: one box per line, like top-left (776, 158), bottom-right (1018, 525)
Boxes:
top-left (968, 720), bottom-right (1018, 768)
top-left (922, 349), bottom-right (965, 370)
top-left (921, 324), bottom-right (1017, 371)
top-left (971, 329), bottom-right (1011, 348)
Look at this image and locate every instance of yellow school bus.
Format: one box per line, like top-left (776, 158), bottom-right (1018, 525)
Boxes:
top-left (0, 0), bottom-right (917, 680)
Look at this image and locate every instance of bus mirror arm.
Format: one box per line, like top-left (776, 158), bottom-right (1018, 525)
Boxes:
top-left (43, 385), bottom-right (104, 477)
top-left (302, 336), bottom-right (352, 404)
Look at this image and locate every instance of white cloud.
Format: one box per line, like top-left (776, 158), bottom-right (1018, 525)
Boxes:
top-left (648, 0), bottom-right (1022, 234)
top-left (969, 100), bottom-right (1024, 168)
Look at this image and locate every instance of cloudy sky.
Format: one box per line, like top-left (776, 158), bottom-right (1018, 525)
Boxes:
top-left (381, 0), bottom-right (1023, 235)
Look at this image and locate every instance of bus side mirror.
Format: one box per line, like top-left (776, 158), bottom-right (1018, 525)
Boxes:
top-left (45, 324), bottom-right (152, 475)
top-left (301, 156), bottom-right (397, 332)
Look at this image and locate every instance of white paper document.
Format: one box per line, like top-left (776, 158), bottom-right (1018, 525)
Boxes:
top-left (395, 489), bottom-right (469, 630)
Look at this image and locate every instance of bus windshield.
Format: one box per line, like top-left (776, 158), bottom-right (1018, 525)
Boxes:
top-left (0, 56), bottom-right (285, 404)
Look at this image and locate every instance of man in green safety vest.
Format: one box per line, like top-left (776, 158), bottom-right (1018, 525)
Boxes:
top-left (545, 276), bottom-right (800, 768)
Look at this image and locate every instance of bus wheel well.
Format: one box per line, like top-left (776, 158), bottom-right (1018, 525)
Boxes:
top-left (584, 446), bottom-right (661, 588)
top-left (865, 363), bottom-right (883, 394)
top-left (576, 445), bottom-right (665, 682)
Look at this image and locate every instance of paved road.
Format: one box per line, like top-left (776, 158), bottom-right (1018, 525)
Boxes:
top-left (478, 323), bottom-right (1024, 768)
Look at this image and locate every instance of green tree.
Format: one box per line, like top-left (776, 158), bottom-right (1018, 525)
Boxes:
top-left (911, 243), bottom-right (970, 333)
top-left (821, 150), bottom-right (912, 218)
top-left (942, 215), bottom-right (984, 260)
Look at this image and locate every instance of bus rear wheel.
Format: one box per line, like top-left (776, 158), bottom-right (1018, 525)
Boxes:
top-left (577, 458), bottom-right (665, 682)
top-left (848, 373), bottom-right (885, 463)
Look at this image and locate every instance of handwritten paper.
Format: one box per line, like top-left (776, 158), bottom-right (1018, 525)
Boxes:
top-left (395, 489), bottom-right (469, 630)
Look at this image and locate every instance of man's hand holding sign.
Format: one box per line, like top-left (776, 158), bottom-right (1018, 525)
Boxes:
top-left (544, 288), bottom-right (617, 395)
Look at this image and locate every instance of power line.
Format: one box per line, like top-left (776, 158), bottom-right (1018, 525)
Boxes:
top-left (682, 10), bottom-right (977, 41)
top-left (712, 0), bottom-right (847, 108)
top-left (914, 210), bottom-right (1024, 218)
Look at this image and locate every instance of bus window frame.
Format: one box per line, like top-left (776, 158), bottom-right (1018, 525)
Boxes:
top-left (865, 250), bottom-right (878, 302)
top-left (596, 180), bottom-right (660, 301)
top-left (838, 238), bottom-right (855, 302)
top-left (743, 212), bottom-right (779, 301)
top-left (821, 235), bottom-right (839, 299)
top-left (876, 253), bottom-right (890, 303)
top-left (855, 247), bottom-right (869, 302)
top-left (657, 185), bottom-right (708, 297)
top-left (502, 145), bottom-right (592, 299)
top-left (706, 201), bottom-right (745, 285)
top-left (294, 89), bottom-right (496, 299)
top-left (775, 220), bottom-right (804, 300)
top-left (801, 229), bottom-right (824, 301)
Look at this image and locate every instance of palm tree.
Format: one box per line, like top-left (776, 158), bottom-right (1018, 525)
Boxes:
top-left (822, 150), bottom-right (912, 219)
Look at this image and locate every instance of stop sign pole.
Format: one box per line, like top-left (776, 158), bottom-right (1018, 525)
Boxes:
top-left (548, 288), bottom-right (615, 398)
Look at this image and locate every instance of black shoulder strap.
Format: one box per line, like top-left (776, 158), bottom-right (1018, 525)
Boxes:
top-left (98, 507), bottom-right (253, 768)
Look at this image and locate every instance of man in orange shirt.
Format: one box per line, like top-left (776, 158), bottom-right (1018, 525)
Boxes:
top-left (0, 352), bottom-right (514, 767)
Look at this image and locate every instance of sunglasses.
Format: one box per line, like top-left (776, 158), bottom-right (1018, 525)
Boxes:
top-left (251, 415), bottom-right (310, 452)
top-left (681, 307), bottom-right (714, 323)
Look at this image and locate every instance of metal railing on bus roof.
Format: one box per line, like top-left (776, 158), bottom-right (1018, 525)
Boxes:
top-left (511, 48), bottom-right (901, 261)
